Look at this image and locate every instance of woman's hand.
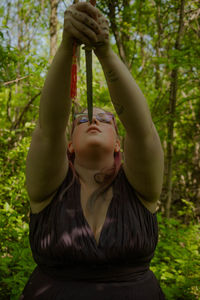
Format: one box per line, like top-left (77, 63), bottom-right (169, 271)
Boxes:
top-left (94, 11), bottom-right (111, 58)
top-left (63, 2), bottom-right (100, 47)
top-left (62, 2), bottom-right (111, 58)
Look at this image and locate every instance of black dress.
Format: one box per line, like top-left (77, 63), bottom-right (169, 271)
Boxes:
top-left (20, 164), bottom-right (165, 300)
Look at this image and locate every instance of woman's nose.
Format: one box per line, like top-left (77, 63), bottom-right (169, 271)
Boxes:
top-left (89, 115), bottom-right (99, 124)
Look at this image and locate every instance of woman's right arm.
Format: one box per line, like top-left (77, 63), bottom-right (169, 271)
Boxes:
top-left (26, 2), bottom-right (100, 212)
top-left (26, 39), bottom-right (74, 209)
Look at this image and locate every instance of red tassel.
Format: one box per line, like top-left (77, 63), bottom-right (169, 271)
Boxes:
top-left (70, 43), bottom-right (77, 99)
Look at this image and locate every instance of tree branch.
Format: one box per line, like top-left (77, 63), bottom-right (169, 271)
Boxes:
top-left (2, 75), bottom-right (30, 86)
top-left (11, 91), bottom-right (41, 130)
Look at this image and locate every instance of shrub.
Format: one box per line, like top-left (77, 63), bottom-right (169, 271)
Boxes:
top-left (151, 214), bottom-right (200, 300)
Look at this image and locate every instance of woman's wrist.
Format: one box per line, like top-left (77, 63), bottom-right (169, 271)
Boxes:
top-left (60, 33), bottom-right (75, 55)
top-left (94, 45), bottom-right (114, 61)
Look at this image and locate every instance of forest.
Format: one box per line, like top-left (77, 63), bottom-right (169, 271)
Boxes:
top-left (0, 0), bottom-right (200, 299)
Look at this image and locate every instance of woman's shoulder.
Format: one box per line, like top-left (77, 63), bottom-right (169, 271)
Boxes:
top-left (30, 190), bottom-right (58, 214)
top-left (120, 164), bottom-right (157, 215)
top-left (30, 165), bottom-right (73, 214)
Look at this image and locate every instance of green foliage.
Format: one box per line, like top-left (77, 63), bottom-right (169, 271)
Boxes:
top-left (151, 214), bottom-right (200, 300)
top-left (0, 33), bottom-right (19, 85)
top-left (0, 129), bottom-right (36, 299)
top-left (0, 202), bottom-right (35, 299)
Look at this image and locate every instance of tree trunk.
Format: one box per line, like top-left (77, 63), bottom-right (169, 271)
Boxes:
top-left (49, 0), bottom-right (59, 63)
top-left (15, 0), bottom-right (23, 124)
top-left (107, 1), bottom-right (131, 70)
top-left (192, 89), bottom-right (200, 217)
top-left (151, 0), bottom-right (164, 117)
top-left (165, 0), bottom-right (185, 218)
top-left (155, 0), bottom-right (162, 91)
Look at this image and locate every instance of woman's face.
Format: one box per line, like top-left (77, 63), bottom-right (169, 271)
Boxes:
top-left (68, 108), bottom-right (120, 156)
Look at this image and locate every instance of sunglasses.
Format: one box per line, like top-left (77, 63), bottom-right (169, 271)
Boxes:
top-left (74, 112), bottom-right (114, 125)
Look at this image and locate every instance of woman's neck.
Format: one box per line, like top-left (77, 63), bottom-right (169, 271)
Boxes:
top-left (74, 158), bottom-right (114, 189)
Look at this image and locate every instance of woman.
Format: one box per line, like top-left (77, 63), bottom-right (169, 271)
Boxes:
top-left (20, 2), bottom-right (165, 299)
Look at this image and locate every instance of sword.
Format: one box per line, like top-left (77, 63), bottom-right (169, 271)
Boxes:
top-left (85, 0), bottom-right (96, 123)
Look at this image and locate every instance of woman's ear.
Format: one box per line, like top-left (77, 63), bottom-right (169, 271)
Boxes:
top-left (68, 141), bottom-right (74, 153)
top-left (114, 139), bottom-right (121, 152)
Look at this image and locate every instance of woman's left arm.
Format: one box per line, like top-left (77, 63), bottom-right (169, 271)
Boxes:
top-left (94, 17), bottom-right (164, 203)
top-left (98, 50), bottom-right (164, 203)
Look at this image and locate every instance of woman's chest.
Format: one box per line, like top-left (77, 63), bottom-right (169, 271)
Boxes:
top-left (80, 185), bottom-right (113, 245)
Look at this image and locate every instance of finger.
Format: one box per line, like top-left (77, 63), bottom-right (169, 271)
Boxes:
top-left (98, 16), bottom-right (109, 26)
top-left (71, 9), bottom-right (100, 35)
top-left (65, 9), bottom-right (99, 40)
top-left (70, 26), bottom-right (91, 46)
top-left (97, 22), bottom-right (109, 37)
top-left (99, 25), bottom-right (109, 33)
top-left (64, 12), bottom-right (92, 45)
top-left (70, 18), bottom-right (97, 44)
top-left (76, 2), bottom-right (99, 20)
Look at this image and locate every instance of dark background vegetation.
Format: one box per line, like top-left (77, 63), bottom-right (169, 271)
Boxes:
top-left (0, 0), bottom-right (200, 299)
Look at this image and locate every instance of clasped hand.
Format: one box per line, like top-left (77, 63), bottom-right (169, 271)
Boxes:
top-left (63, 1), bottom-right (111, 58)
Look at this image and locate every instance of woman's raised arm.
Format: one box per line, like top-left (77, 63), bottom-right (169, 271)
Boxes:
top-left (93, 14), bottom-right (164, 207)
top-left (26, 2), bottom-right (101, 210)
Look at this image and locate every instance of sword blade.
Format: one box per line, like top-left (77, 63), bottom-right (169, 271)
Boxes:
top-left (85, 48), bottom-right (93, 123)
top-left (84, 0), bottom-right (96, 123)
